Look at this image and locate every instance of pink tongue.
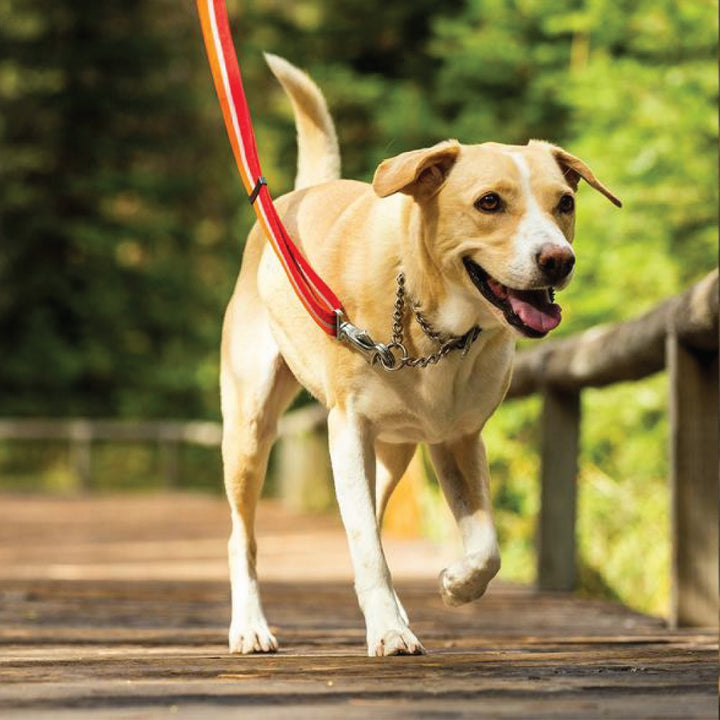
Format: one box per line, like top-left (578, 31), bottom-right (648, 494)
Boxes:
top-left (507, 291), bottom-right (562, 334)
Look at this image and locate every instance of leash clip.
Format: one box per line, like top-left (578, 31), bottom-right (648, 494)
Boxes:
top-left (335, 312), bottom-right (397, 369)
top-left (248, 176), bottom-right (267, 205)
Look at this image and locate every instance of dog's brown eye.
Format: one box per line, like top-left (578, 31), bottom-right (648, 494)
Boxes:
top-left (558, 194), bottom-right (575, 214)
top-left (475, 193), bottom-right (503, 213)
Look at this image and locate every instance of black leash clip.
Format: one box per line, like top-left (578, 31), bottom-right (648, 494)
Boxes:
top-left (248, 176), bottom-right (267, 205)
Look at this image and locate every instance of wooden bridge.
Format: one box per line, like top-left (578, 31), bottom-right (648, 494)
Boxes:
top-left (0, 492), bottom-right (716, 719)
top-left (0, 272), bottom-right (717, 717)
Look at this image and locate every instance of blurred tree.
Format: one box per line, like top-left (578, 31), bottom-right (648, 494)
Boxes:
top-left (430, 0), bottom-right (579, 143)
top-left (426, 0), bottom-right (717, 332)
top-left (0, 0), bottom-right (240, 417)
top-left (0, 0), bottom-right (715, 420)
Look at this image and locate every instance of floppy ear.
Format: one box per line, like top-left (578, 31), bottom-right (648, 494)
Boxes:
top-left (372, 140), bottom-right (460, 199)
top-left (531, 140), bottom-right (622, 208)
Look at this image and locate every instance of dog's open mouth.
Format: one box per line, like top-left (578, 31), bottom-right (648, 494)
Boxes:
top-left (463, 257), bottom-right (562, 338)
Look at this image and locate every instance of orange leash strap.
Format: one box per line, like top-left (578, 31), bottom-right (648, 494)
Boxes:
top-left (196, 0), bottom-right (343, 336)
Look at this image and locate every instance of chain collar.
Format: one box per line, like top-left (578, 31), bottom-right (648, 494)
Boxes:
top-left (336, 273), bottom-right (482, 371)
top-left (373, 273), bottom-right (482, 371)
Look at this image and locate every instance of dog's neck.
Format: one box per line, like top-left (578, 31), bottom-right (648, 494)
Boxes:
top-left (398, 199), bottom-right (504, 339)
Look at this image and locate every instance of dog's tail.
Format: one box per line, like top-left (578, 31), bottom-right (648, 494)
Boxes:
top-left (265, 53), bottom-right (341, 190)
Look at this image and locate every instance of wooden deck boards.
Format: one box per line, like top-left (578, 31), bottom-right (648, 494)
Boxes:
top-left (0, 493), bottom-right (716, 719)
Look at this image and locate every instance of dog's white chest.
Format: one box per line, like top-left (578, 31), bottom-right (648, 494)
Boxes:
top-left (356, 333), bottom-right (514, 444)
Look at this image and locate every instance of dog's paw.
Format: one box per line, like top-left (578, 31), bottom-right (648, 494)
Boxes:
top-left (228, 623), bottom-right (278, 654)
top-left (439, 551), bottom-right (501, 607)
top-left (367, 627), bottom-right (426, 657)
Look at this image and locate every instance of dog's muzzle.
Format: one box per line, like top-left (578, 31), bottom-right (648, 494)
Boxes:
top-left (463, 257), bottom-right (563, 338)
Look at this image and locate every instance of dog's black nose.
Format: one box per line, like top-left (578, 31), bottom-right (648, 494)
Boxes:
top-left (535, 244), bottom-right (575, 284)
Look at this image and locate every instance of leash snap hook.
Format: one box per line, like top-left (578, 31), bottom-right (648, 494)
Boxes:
top-left (336, 312), bottom-right (389, 363)
top-left (336, 311), bottom-right (402, 370)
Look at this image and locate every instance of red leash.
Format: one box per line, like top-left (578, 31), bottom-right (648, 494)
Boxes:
top-left (197, 0), bottom-right (404, 367)
top-left (196, 0), bottom-right (344, 336)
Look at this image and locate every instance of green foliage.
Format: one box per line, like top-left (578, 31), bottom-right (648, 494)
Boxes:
top-left (0, 441), bottom-right (76, 493)
top-left (577, 376), bottom-right (670, 615)
top-left (484, 375), bottom-right (671, 615)
top-left (0, 0), bottom-right (716, 618)
top-left (483, 396), bottom-right (542, 585)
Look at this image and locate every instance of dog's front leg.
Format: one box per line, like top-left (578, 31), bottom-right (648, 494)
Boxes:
top-left (328, 407), bottom-right (425, 656)
top-left (430, 434), bottom-right (501, 606)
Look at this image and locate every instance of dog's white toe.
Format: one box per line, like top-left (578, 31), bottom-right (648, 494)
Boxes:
top-left (229, 624), bottom-right (278, 654)
top-left (439, 551), bottom-right (501, 607)
top-left (368, 628), bottom-right (426, 657)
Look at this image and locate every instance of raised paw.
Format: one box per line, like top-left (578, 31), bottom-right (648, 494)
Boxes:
top-left (368, 627), bottom-right (426, 657)
top-left (439, 550), bottom-right (501, 607)
top-left (229, 623), bottom-right (278, 654)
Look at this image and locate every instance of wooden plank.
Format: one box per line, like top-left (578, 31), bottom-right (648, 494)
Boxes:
top-left (538, 387), bottom-right (580, 591)
top-left (667, 333), bottom-right (719, 627)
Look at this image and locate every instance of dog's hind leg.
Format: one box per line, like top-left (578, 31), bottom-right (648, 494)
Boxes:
top-left (221, 298), bottom-right (299, 654)
top-left (375, 441), bottom-right (416, 527)
top-left (429, 434), bottom-right (501, 606)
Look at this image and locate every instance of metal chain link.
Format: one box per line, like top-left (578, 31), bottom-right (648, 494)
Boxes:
top-left (373, 273), bottom-right (481, 371)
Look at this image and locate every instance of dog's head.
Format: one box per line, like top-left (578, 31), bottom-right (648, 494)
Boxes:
top-left (373, 140), bottom-right (621, 338)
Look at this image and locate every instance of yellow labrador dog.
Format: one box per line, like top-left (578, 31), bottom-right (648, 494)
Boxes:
top-left (220, 54), bottom-right (621, 656)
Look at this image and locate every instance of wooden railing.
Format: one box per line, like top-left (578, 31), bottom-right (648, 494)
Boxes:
top-left (0, 272), bottom-right (716, 626)
top-left (0, 404), bottom-right (327, 493)
top-left (507, 270), bottom-right (718, 628)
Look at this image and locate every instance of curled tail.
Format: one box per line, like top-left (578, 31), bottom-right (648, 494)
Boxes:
top-left (264, 53), bottom-right (341, 190)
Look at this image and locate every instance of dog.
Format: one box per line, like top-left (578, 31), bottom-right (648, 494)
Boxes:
top-left (219, 54), bottom-right (621, 657)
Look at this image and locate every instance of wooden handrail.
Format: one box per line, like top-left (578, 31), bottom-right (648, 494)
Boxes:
top-left (0, 418), bottom-right (221, 445)
top-left (0, 407), bottom-right (327, 500)
top-left (0, 404), bottom-right (328, 447)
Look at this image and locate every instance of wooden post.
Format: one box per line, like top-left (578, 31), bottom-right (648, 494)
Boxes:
top-left (277, 428), bottom-right (334, 513)
top-left (161, 440), bottom-right (181, 489)
top-left (667, 333), bottom-right (719, 627)
top-left (538, 387), bottom-right (581, 591)
top-left (69, 420), bottom-right (93, 491)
